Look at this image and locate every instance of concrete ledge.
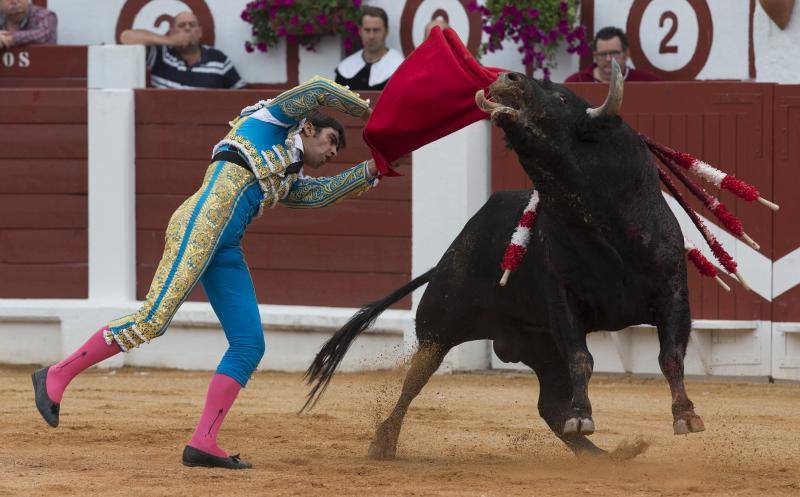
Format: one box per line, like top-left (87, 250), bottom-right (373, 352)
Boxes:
top-left (0, 300), bottom-right (412, 372)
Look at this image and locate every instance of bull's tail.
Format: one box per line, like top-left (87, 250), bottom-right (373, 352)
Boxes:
top-left (301, 269), bottom-right (435, 412)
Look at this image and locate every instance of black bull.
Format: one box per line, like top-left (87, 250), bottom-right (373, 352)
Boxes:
top-left (305, 63), bottom-right (705, 459)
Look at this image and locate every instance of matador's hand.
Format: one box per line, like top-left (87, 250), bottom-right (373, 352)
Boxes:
top-left (361, 106), bottom-right (372, 123)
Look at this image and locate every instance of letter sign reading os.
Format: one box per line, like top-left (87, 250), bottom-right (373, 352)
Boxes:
top-left (626, 0), bottom-right (712, 80)
top-left (1, 51), bottom-right (30, 68)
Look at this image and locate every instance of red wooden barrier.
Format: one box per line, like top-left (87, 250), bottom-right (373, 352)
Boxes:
top-left (0, 45), bottom-right (87, 88)
top-left (773, 85), bottom-right (800, 322)
top-left (0, 88), bottom-right (88, 297)
top-left (491, 82), bottom-right (790, 322)
top-left (134, 89), bottom-right (412, 308)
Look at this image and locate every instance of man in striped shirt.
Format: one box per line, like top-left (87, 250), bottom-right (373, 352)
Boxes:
top-left (121, 11), bottom-right (245, 89)
top-left (0, 0), bottom-right (57, 49)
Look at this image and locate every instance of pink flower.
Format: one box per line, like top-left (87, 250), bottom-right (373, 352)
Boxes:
top-left (353, 0), bottom-right (362, 7)
top-left (316, 14), bottom-right (328, 25)
top-left (244, 41), bottom-right (254, 53)
top-left (302, 22), bottom-right (314, 34)
top-left (289, 14), bottom-right (299, 25)
top-left (256, 42), bottom-right (268, 52)
top-left (343, 37), bottom-right (353, 51)
top-left (559, 1), bottom-right (568, 13)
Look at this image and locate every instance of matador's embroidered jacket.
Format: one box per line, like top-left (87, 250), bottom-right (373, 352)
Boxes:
top-left (213, 76), bottom-right (375, 210)
top-left (103, 77), bottom-right (376, 351)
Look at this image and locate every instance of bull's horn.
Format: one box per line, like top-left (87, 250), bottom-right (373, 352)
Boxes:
top-left (475, 89), bottom-right (503, 113)
top-left (586, 58), bottom-right (624, 118)
top-left (475, 89), bottom-right (519, 121)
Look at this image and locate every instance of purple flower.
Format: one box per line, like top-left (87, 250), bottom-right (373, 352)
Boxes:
top-left (289, 14), bottom-right (299, 25)
top-left (343, 37), bottom-right (353, 51)
top-left (302, 22), bottom-right (314, 34)
top-left (559, 1), bottom-right (568, 13)
top-left (353, 0), bottom-right (362, 7)
top-left (244, 41), bottom-right (254, 53)
top-left (241, 10), bottom-right (250, 22)
top-left (277, 26), bottom-right (287, 36)
top-left (256, 41), bottom-right (268, 52)
top-left (528, 8), bottom-right (539, 18)
top-left (315, 14), bottom-right (328, 25)
top-left (502, 5), bottom-right (519, 18)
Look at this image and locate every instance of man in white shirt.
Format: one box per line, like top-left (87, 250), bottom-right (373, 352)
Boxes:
top-left (334, 6), bottom-right (403, 91)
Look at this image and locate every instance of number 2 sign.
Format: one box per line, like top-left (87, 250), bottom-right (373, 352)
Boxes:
top-left (626, 0), bottom-right (713, 80)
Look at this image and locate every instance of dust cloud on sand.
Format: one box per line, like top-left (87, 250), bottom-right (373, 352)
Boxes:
top-left (1, 364), bottom-right (798, 497)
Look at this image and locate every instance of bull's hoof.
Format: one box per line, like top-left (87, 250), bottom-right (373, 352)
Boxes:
top-left (673, 415), bottom-right (705, 435)
top-left (563, 417), bottom-right (595, 435)
top-left (367, 440), bottom-right (396, 460)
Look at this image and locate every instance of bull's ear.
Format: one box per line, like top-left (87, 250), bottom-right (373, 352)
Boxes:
top-left (576, 113), bottom-right (623, 142)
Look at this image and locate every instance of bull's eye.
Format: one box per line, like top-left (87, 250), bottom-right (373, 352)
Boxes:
top-left (558, 94), bottom-right (567, 104)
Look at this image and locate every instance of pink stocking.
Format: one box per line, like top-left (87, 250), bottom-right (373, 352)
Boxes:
top-left (187, 374), bottom-right (242, 457)
top-left (46, 327), bottom-right (121, 403)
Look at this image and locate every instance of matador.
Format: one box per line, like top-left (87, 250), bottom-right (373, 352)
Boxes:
top-left (32, 76), bottom-right (379, 469)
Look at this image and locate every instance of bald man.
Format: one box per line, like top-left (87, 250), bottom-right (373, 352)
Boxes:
top-left (424, 17), bottom-right (449, 39)
top-left (121, 11), bottom-right (245, 89)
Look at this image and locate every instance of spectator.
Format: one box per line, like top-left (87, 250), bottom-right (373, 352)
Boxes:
top-left (424, 16), bottom-right (449, 39)
top-left (120, 10), bottom-right (245, 89)
top-left (565, 26), bottom-right (660, 83)
top-left (335, 6), bottom-right (403, 91)
top-left (0, 0), bottom-right (57, 49)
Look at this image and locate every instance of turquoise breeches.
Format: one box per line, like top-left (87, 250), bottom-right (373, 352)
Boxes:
top-left (105, 161), bottom-right (265, 386)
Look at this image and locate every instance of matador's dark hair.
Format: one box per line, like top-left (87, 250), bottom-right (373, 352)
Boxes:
top-left (307, 111), bottom-right (346, 150)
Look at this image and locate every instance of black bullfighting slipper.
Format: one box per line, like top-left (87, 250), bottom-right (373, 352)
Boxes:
top-left (32, 366), bottom-right (60, 428)
top-left (182, 445), bottom-right (252, 469)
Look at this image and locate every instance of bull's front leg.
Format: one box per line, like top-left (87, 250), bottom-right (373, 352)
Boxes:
top-left (546, 288), bottom-right (595, 436)
top-left (656, 280), bottom-right (705, 435)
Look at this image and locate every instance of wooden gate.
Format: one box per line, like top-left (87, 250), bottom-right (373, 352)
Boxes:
top-left (0, 89), bottom-right (88, 297)
top-left (772, 84), bottom-right (800, 379)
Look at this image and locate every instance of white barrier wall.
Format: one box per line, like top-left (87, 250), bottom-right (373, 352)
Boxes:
top-left (411, 121), bottom-right (492, 371)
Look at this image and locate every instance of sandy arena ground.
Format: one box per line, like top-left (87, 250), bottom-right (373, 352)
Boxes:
top-left (1, 364), bottom-right (798, 497)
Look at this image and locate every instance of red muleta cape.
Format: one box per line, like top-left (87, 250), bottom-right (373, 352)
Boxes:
top-left (363, 26), bottom-right (506, 177)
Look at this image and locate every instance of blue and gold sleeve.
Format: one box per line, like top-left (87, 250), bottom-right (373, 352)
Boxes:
top-left (281, 161), bottom-right (377, 209)
top-left (266, 76), bottom-right (371, 124)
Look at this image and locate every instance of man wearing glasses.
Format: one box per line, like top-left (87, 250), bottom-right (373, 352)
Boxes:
top-left (565, 26), bottom-right (660, 83)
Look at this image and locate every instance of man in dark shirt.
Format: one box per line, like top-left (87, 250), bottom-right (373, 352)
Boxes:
top-left (334, 6), bottom-right (403, 91)
top-left (121, 11), bottom-right (245, 89)
top-left (565, 26), bottom-right (660, 83)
